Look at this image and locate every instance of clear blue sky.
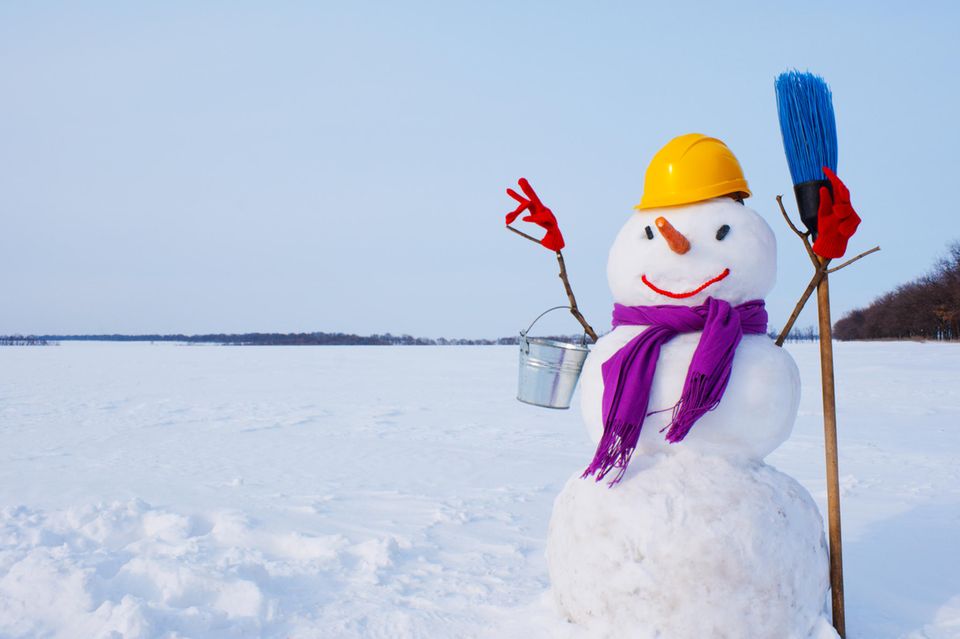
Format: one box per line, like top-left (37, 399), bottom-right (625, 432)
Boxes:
top-left (2, 1), bottom-right (957, 337)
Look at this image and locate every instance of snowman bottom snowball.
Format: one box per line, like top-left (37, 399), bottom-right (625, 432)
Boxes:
top-left (547, 452), bottom-right (838, 639)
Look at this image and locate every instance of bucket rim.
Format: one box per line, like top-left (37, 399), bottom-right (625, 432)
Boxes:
top-left (520, 333), bottom-right (591, 352)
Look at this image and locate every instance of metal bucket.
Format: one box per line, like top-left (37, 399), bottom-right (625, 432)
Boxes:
top-left (517, 306), bottom-right (591, 409)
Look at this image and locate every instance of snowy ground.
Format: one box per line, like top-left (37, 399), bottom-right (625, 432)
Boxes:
top-left (0, 341), bottom-right (958, 639)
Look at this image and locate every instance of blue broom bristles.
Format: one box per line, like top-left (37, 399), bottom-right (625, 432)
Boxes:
top-left (775, 71), bottom-right (838, 186)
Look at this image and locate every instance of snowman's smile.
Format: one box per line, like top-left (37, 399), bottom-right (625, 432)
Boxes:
top-left (641, 268), bottom-right (731, 299)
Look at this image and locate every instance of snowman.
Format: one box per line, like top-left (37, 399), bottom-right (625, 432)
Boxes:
top-left (546, 134), bottom-right (839, 639)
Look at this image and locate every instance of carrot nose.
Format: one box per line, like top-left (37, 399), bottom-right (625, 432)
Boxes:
top-left (655, 217), bottom-right (690, 254)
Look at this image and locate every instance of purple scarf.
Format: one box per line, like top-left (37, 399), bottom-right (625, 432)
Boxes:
top-left (583, 297), bottom-right (767, 485)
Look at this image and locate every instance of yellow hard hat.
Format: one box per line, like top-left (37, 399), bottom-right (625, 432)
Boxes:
top-left (635, 133), bottom-right (751, 210)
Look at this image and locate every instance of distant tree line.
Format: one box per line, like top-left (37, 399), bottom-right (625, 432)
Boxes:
top-left (767, 325), bottom-right (819, 343)
top-left (6, 328), bottom-right (829, 347)
top-left (0, 335), bottom-right (53, 346)
top-left (834, 241), bottom-right (960, 341)
top-left (21, 332), bottom-right (534, 346)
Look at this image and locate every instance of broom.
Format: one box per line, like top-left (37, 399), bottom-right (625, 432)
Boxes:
top-left (776, 72), bottom-right (838, 236)
top-left (775, 70), bottom-right (846, 638)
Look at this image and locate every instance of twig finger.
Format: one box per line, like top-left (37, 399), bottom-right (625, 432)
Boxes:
top-left (827, 246), bottom-right (881, 273)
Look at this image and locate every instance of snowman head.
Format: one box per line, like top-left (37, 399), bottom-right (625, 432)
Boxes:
top-left (607, 197), bottom-right (777, 307)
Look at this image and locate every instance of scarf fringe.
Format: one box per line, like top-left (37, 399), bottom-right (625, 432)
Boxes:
top-left (582, 419), bottom-right (643, 486)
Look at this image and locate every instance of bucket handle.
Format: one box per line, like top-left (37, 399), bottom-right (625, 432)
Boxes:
top-left (521, 305), bottom-right (570, 336)
top-left (521, 306), bottom-right (589, 346)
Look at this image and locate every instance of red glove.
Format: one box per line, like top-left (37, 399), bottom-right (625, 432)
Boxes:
top-left (506, 178), bottom-right (565, 251)
top-left (812, 167), bottom-right (861, 259)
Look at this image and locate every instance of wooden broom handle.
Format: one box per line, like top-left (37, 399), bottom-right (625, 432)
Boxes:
top-left (817, 259), bottom-right (846, 637)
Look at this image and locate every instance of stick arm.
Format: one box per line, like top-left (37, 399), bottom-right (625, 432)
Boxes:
top-left (774, 196), bottom-right (879, 345)
top-left (506, 224), bottom-right (598, 342)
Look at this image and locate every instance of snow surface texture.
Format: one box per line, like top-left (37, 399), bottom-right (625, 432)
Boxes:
top-left (1, 342), bottom-right (959, 638)
top-left (554, 198), bottom-right (832, 638)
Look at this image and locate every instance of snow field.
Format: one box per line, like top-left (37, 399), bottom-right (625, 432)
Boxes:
top-left (1, 341), bottom-right (958, 638)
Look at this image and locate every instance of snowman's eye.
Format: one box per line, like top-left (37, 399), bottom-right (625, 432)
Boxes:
top-left (716, 224), bottom-right (731, 241)
top-left (644, 226), bottom-right (654, 240)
